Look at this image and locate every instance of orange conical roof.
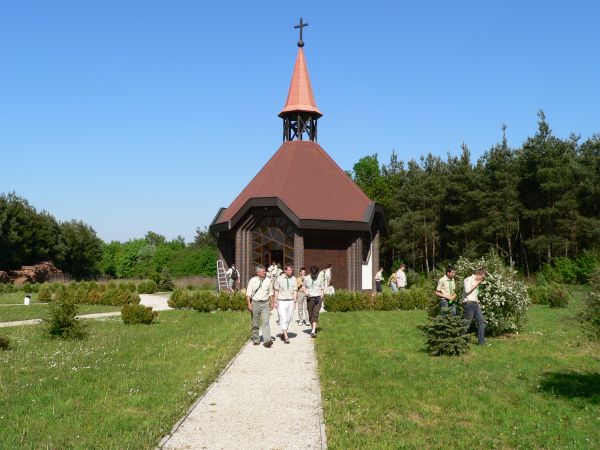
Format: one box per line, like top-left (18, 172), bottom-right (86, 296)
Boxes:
top-left (278, 48), bottom-right (323, 118)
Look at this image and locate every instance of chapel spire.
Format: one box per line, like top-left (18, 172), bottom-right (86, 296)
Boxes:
top-left (279, 17), bottom-right (322, 142)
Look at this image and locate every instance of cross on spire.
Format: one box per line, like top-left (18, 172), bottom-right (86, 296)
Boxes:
top-left (294, 17), bottom-right (308, 47)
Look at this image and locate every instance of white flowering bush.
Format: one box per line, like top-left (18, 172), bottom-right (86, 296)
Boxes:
top-left (455, 251), bottom-right (531, 336)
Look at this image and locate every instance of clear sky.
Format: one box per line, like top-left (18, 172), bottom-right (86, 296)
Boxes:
top-left (1, 1), bottom-right (599, 243)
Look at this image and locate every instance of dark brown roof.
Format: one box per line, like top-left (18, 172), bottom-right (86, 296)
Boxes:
top-left (212, 141), bottom-right (376, 230)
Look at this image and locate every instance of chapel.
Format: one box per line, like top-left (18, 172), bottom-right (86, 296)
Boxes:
top-left (209, 19), bottom-right (386, 291)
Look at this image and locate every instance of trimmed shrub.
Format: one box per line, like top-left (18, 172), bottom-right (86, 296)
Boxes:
top-left (137, 280), bottom-right (158, 294)
top-left (0, 335), bottom-right (11, 350)
top-left (191, 290), bottom-right (218, 313)
top-left (168, 288), bottom-right (192, 308)
top-left (44, 292), bottom-right (87, 339)
top-left (121, 304), bottom-right (158, 325)
top-left (23, 282), bottom-right (33, 293)
top-left (217, 291), bottom-right (247, 311)
top-left (38, 284), bottom-right (53, 302)
top-left (325, 290), bottom-right (370, 312)
top-left (99, 289), bottom-right (140, 306)
top-left (421, 314), bottom-right (470, 356)
top-left (456, 251), bottom-right (530, 336)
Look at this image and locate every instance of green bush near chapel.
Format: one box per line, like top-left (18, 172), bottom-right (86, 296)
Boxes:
top-left (167, 288), bottom-right (246, 312)
top-left (121, 304), bottom-right (158, 325)
top-left (324, 287), bottom-right (431, 312)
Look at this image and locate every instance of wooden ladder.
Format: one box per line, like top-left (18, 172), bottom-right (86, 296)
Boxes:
top-left (216, 260), bottom-right (229, 292)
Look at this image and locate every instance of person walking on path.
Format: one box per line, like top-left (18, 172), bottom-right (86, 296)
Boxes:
top-left (436, 265), bottom-right (457, 315)
top-left (388, 271), bottom-right (398, 292)
top-left (295, 267), bottom-right (308, 325)
top-left (463, 268), bottom-right (487, 345)
top-left (374, 267), bottom-right (384, 294)
top-left (396, 264), bottom-right (407, 290)
top-left (226, 264), bottom-right (240, 292)
top-left (246, 265), bottom-right (275, 347)
top-left (274, 264), bottom-right (297, 344)
top-left (304, 266), bottom-right (325, 338)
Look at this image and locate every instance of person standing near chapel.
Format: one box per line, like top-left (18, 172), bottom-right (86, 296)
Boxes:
top-left (304, 266), bottom-right (325, 338)
top-left (396, 264), bottom-right (407, 290)
top-left (463, 268), bottom-right (487, 345)
top-left (246, 265), bottom-right (275, 347)
top-left (274, 264), bottom-right (297, 344)
top-left (374, 267), bottom-right (384, 294)
top-left (296, 267), bottom-right (308, 325)
top-left (388, 271), bottom-right (398, 292)
top-left (436, 265), bottom-right (457, 315)
top-left (226, 263), bottom-right (240, 292)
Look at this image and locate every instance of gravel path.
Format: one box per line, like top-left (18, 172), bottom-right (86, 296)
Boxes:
top-left (161, 312), bottom-right (327, 450)
top-left (0, 294), bottom-right (171, 328)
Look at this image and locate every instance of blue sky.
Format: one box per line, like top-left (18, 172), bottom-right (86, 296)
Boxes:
top-left (1, 1), bottom-right (599, 243)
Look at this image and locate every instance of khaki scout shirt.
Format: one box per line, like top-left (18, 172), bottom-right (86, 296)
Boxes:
top-left (436, 275), bottom-right (455, 299)
top-left (304, 274), bottom-right (325, 297)
top-left (274, 274), bottom-right (297, 300)
top-left (296, 275), bottom-right (305, 292)
top-left (246, 276), bottom-right (273, 301)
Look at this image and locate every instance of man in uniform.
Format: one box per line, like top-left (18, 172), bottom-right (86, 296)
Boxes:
top-left (296, 267), bottom-right (308, 325)
top-left (274, 265), bottom-right (298, 343)
top-left (246, 265), bottom-right (275, 347)
top-left (435, 265), bottom-right (457, 315)
top-left (463, 268), bottom-right (487, 345)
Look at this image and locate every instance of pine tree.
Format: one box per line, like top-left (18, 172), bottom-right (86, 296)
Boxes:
top-left (422, 314), bottom-right (470, 356)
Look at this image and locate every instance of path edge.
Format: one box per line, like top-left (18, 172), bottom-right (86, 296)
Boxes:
top-left (314, 343), bottom-right (328, 450)
top-left (157, 339), bottom-right (252, 449)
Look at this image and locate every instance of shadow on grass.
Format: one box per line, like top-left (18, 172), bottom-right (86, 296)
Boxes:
top-left (539, 371), bottom-right (600, 402)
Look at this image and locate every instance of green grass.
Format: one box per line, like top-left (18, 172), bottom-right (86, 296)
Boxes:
top-left (0, 310), bottom-right (249, 449)
top-left (0, 304), bottom-right (122, 322)
top-left (0, 292), bottom-right (42, 305)
top-left (316, 287), bottom-right (599, 449)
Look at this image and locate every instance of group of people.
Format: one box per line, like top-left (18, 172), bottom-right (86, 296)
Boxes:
top-left (244, 263), bottom-right (332, 347)
top-left (436, 265), bottom-right (487, 345)
top-left (374, 264), bottom-right (407, 293)
top-left (374, 263), bottom-right (488, 346)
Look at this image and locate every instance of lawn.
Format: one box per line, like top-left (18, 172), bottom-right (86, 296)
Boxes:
top-left (0, 304), bottom-right (121, 322)
top-left (0, 292), bottom-right (42, 305)
top-left (316, 287), bottom-right (600, 449)
top-left (0, 310), bottom-right (249, 449)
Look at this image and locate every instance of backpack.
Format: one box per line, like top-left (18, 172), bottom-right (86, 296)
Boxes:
top-left (230, 268), bottom-right (238, 280)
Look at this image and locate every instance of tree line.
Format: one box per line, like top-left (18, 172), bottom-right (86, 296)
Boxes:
top-left (351, 111), bottom-right (600, 276)
top-left (0, 192), bottom-right (216, 280)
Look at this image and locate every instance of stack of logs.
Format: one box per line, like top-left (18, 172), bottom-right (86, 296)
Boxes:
top-left (0, 261), bottom-right (62, 285)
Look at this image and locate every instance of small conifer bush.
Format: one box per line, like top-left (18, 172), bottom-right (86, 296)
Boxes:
top-left (158, 268), bottom-right (175, 291)
top-left (121, 304), bottom-right (158, 325)
top-left (44, 292), bottom-right (87, 339)
top-left (37, 284), bottom-right (53, 302)
top-left (0, 335), bottom-right (11, 350)
top-left (422, 313), bottom-right (470, 356)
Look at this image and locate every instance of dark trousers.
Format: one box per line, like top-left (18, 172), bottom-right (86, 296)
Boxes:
top-left (463, 301), bottom-right (486, 345)
top-left (307, 296), bottom-right (321, 324)
top-left (439, 299), bottom-right (457, 316)
top-left (375, 280), bottom-right (382, 293)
